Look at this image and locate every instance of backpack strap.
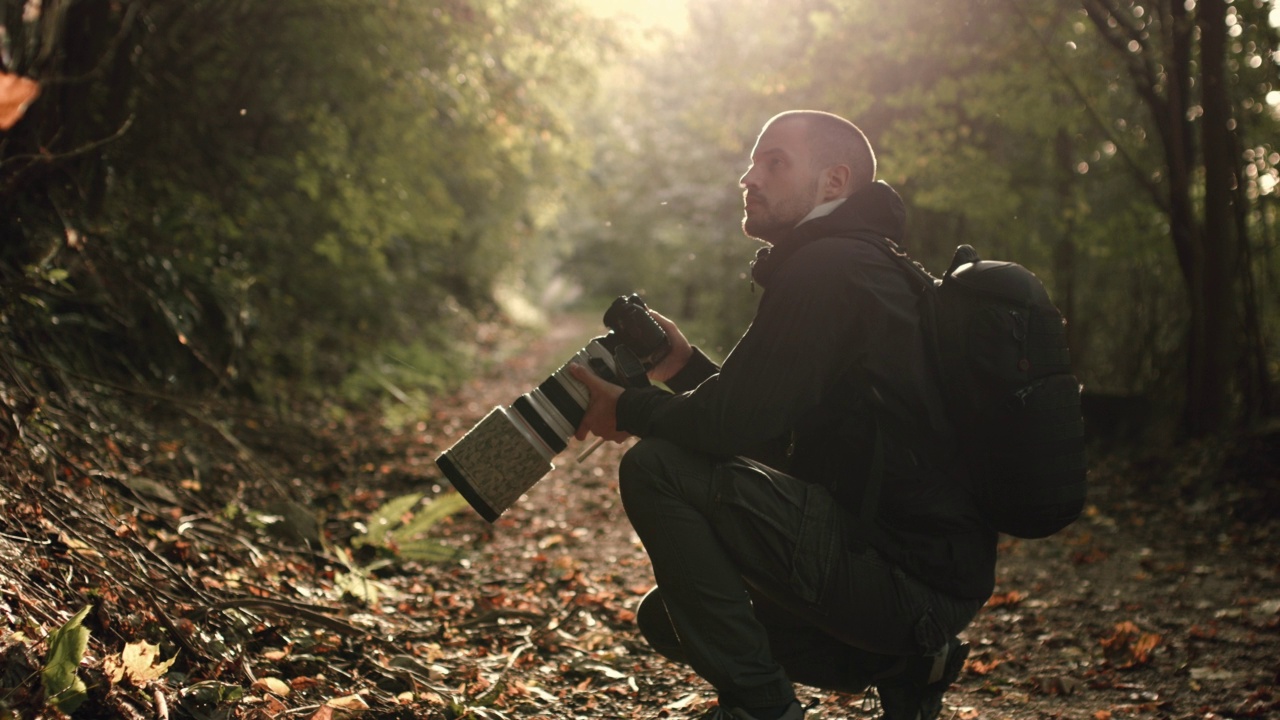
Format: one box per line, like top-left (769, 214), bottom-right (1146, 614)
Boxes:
top-left (841, 234), bottom-right (958, 541)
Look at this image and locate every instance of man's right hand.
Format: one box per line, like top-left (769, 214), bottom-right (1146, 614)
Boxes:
top-left (568, 363), bottom-right (629, 443)
top-left (646, 309), bottom-right (693, 384)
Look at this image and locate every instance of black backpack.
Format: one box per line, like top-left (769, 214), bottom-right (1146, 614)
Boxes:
top-left (867, 239), bottom-right (1087, 539)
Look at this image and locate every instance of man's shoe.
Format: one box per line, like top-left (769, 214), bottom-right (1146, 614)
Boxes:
top-left (697, 699), bottom-right (808, 719)
top-left (875, 638), bottom-right (969, 720)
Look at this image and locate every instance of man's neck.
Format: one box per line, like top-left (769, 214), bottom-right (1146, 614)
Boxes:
top-left (797, 197), bottom-right (847, 226)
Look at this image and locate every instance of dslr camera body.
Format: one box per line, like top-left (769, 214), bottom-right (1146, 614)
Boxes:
top-left (436, 295), bottom-right (668, 521)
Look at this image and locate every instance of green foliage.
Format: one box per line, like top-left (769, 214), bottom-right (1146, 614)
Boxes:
top-left (1, 0), bottom-right (1274, 426)
top-left (354, 492), bottom-right (469, 563)
top-left (41, 606), bottom-right (91, 712)
top-left (1, 0), bottom-right (611, 400)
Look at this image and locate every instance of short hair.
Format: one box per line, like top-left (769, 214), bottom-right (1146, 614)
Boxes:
top-left (765, 110), bottom-right (876, 191)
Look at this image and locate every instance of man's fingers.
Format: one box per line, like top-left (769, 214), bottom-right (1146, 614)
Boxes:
top-left (568, 362), bottom-right (599, 388)
top-left (569, 363), bottom-right (608, 441)
top-left (648, 309), bottom-right (680, 337)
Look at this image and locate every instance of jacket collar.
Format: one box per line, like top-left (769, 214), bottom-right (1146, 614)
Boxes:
top-left (751, 180), bottom-right (907, 288)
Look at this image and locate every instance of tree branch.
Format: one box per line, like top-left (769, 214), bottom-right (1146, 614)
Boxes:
top-left (0, 113), bottom-right (133, 194)
top-left (1005, 0), bottom-right (1169, 212)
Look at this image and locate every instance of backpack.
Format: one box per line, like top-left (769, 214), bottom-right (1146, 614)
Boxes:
top-left (867, 239), bottom-right (1087, 539)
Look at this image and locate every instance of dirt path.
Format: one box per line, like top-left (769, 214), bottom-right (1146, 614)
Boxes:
top-left (2, 312), bottom-right (1275, 719)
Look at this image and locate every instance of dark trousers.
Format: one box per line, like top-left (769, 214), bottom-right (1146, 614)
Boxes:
top-left (619, 438), bottom-right (983, 708)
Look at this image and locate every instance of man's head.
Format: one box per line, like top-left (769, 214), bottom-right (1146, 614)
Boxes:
top-left (740, 110), bottom-right (876, 243)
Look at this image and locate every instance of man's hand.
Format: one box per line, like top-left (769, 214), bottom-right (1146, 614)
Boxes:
top-left (568, 363), bottom-right (630, 443)
top-left (646, 309), bottom-right (693, 384)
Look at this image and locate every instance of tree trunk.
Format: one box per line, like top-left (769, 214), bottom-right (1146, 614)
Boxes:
top-left (1189, 0), bottom-right (1240, 435)
top-left (1052, 127), bottom-right (1081, 369)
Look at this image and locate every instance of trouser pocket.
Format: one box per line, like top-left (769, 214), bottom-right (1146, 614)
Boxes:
top-left (710, 459), bottom-right (843, 608)
top-left (788, 482), bottom-right (841, 606)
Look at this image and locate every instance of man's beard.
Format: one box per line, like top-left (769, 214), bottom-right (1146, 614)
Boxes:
top-left (741, 178), bottom-right (819, 244)
top-left (742, 213), bottom-right (790, 243)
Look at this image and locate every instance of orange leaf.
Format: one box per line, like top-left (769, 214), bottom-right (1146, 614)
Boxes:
top-left (0, 73), bottom-right (40, 130)
top-left (1100, 621), bottom-right (1161, 668)
top-left (985, 590), bottom-right (1026, 608)
top-left (965, 657), bottom-right (1002, 675)
top-left (1131, 631), bottom-right (1161, 664)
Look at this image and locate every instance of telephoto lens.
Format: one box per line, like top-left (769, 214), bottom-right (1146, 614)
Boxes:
top-left (435, 295), bottom-right (669, 522)
top-left (436, 339), bottom-right (618, 522)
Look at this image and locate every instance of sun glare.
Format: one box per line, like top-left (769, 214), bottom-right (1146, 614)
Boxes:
top-left (577, 0), bottom-right (690, 33)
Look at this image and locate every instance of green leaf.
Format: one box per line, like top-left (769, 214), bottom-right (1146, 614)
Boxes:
top-left (395, 492), bottom-right (469, 539)
top-left (359, 492), bottom-right (424, 547)
top-left (180, 679), bottom-right (246, 706)
top-left (42, 605), bottom-right (91, 712)
top-left (355, 492), bottom-right (467, 563)
top-left (396, 538), bottom-right (464, 563)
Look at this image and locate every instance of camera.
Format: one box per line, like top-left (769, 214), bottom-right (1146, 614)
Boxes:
top-left (436, 295), bottom-right (669, 521)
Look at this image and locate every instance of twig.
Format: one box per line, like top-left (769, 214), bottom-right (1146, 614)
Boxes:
top-left (0, 531), bottom-right (51, 544)
top-left (0, 114), bottom-right (134, 172)
top-left (153, 686), bottom-right (169, 720)
top-left (207, 597), bottom-right (375, 638)
top-left (454, 608), bottom-right (546, 630)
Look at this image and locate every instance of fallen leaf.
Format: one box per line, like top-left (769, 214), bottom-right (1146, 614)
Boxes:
top-left (325, 694), bottom-right (369, 719)
top-left (0, 73), bottom-right (40, 130)
top-left (986, 590), bottom-right (1027, 608)
top-left (253, 677), bottom-right (292, 696)
top-left (263, 647), bottom-right (289, 661)
top-left (291, 676), bottom-right (321, 690)
top-left (966, 657), bottom-right (1002, 675)
top-left (1189, 667), bottom-right (1247, 683)
top-left (42, 606), bottom-right (91, 713)
top-left (103, 640), bottom-right (176, 686)
top-left (1100, 621), bottom-right (1161, 668)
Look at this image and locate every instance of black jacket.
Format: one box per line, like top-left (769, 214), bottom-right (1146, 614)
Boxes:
top-left (617, 181), bottom-right (996, 600)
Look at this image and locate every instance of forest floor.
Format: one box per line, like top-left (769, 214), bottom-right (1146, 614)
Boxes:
top-left (1, 314), bottom-right (1279, 720)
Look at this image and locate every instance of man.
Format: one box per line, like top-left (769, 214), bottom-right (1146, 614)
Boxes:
top-left (568, 110), bottom-right (996, 720)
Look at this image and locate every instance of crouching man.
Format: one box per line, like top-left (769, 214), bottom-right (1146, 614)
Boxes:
top-left (570, 110), bottom-right (994, 720)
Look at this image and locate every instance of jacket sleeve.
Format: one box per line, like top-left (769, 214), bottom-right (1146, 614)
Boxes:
top-left (616, 240), bottom-right (883, 456)
top-left (663, 347), bottom-right (720, 393)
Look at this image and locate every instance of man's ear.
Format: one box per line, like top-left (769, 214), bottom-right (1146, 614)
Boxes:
top-left (822, 164), bottom-right (852, 201)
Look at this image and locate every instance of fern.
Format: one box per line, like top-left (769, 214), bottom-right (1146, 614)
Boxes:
top-left (355, 492), bottom-right (468, 563)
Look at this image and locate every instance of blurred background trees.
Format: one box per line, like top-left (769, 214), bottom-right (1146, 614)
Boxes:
top-left (564, 0), bottom-right (1280, 440)
top-left (1, 0), bottom-right (607, 396)
top-left (2, 0), bottom-right (1277, 441)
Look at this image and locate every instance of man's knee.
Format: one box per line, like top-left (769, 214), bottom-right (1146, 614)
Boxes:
top-left (618, 438), bottom-right (711, 514)
top-left (618, 437), bottom-right (680, 502)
